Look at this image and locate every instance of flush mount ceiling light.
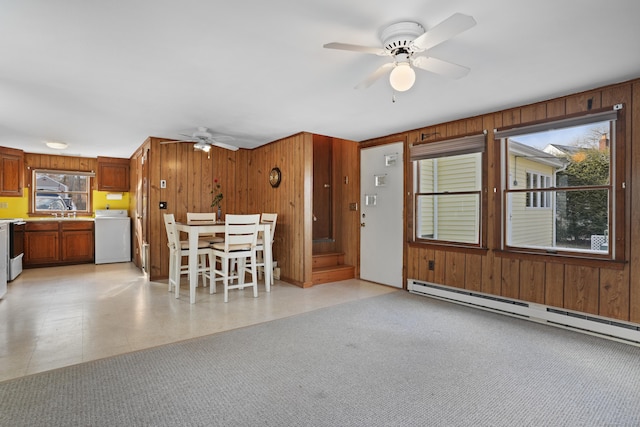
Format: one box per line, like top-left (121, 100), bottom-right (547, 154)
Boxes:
top-left (45, 141), bottom-right (68, 149)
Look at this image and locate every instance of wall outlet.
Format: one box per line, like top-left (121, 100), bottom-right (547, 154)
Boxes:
top-left (0, 202), bottom-right (8, 209)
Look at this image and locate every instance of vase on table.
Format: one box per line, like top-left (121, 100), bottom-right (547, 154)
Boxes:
top-left (217, 206), bottom-right (222, 221)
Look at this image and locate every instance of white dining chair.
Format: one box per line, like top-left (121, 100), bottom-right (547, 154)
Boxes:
top-left (208, 214), bottom-right (260, 302)
top-left (163, 213), bottom-right (215, 298)
top-left (186, 212), bottom-right (224, 244)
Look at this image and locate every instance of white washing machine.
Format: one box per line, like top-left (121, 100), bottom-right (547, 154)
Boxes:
top-left (94, 209), bottom-right (131, 264)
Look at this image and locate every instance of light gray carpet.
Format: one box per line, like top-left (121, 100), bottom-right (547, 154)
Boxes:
top-left (1, 291), bottom-right (639, 427)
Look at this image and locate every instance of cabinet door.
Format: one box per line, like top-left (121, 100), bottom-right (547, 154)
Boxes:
top-left (24, 232), bottom-right (60, 266)
top-left (0, 147), bottom-right (24, 197)
top-left (97, 157), bottom-right (130, 192)
top-left (61, 230), bottom-right (94, 263)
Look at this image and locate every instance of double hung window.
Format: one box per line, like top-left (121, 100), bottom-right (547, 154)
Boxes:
top-left (497, 107), bottom-right (622, 258)
top-left (411, 133), bottom-right (486, 246)
top-left (32, 169), bottom-right (93, 214)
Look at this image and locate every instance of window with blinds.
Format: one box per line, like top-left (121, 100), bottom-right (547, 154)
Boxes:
top-left (411, 132), bottom-right (486, 245)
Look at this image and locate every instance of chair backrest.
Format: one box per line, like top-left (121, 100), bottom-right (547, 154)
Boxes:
top-left (260, 213), bottom-right (278, 244)
top-left (163, 213), bottom-right (179, 251)
top-left (187, 212), bottom-right (217, 224)
top-left (223, 214), bottom-right (260, 253)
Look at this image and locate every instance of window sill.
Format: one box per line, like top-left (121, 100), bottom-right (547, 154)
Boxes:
top-left (408, 241), bottom-right (488, 256)
top-left (494, 249), bottom-right (626, 270)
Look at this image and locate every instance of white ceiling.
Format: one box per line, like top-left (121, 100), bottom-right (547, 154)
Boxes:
top-left (2, 1), bottom-right (639, 159)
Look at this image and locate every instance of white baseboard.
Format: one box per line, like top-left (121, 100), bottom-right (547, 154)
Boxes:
top-left (408, 279), bottom-right (640, 347)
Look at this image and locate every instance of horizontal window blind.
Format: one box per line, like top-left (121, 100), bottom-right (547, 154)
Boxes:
top-left (494, 108), bottom-right (619, 140)
top-left (410, 132), bottom-right (486, 161)
top-left (34, 169), bottom-right (95, 177)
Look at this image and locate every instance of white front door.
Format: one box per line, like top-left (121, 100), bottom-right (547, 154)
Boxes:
top-left (360, 142), bottom-right (404, 288)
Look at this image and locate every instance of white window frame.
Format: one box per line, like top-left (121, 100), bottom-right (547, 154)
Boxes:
top-left (526, 171), bottom-right (552, 209)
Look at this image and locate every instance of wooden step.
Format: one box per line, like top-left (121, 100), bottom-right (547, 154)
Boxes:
top-left (312, 252), bottom-right (345, 269)
top-left (311, 264), bottom-right (355, 285)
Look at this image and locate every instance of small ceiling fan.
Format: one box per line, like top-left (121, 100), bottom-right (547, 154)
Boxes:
top-left (162, 127), bottom-right (239, 152)
top-left (323, 13), bottom-right (476, 92)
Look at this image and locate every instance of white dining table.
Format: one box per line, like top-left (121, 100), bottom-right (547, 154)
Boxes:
top-left (175, 220), bottom-right (272, 304)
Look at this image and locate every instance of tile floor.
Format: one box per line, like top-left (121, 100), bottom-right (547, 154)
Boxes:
top-left (0, 262), bottom-right (396, 382)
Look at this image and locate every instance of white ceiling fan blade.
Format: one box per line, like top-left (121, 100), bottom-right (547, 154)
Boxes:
top-left (411, 13), bottom-right (476, 52)
top-left (208, 134), bottom-right (234, 143)
top-left (324, 42), bottom-right (388, 56)
top-left (210, 140), bottom-right (239, 151)
top-left (412, 56), bottom-right (470, 79)
top-left (355, 63), bottom-right (395, 89)
top-left (160, 139), bottom-right (192, 144)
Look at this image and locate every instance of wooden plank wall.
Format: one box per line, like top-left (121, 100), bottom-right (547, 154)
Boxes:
top-left (246, 133), bottom-right (313, 287)
top-left (333, 137), bottom-right (360, 274)
top-left (365, 79), bottom-right (639, 325)
top-left (146, 138), bottom-right (241, 280)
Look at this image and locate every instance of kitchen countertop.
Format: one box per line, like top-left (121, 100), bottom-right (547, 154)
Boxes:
top-left (23, 217), bottom-right (95, 222)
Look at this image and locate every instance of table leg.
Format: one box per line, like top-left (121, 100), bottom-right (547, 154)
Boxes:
top-left (188, 229), bottom-right (199, 304)
top-left (263, 226), bottom-right (271, 292)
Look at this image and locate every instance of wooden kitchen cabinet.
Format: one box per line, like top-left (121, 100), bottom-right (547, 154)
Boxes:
top-left (24, 220), bottom-right (94, 267)
top-left (61, 221), bottom-right (94, 263)
top-left (24, 222), bottom-right (59, 266)
top-left (0, 146), bottom-right (24, 197)
top-left (97, 156), bottom-right (130, 192)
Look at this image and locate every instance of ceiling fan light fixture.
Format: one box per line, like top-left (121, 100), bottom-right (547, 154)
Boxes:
top-left (389, 63), bottom-right (415, 92)
top-left (193, 142), bottom-right (211, 152)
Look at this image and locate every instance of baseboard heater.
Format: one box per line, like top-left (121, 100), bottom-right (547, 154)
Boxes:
top-left (408, 279), bottom-right (640, 347)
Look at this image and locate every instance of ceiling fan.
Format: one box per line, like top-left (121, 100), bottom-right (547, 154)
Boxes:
top-left (162, 127), bottom-right (239, 152)
top-left (323, 13), bottom-right (476, 92)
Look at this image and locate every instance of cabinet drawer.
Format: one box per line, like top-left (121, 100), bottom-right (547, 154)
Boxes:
top-left (61, 221), bottom-right (94, 231)
top-left (25, 221), bottom-right (59, 231)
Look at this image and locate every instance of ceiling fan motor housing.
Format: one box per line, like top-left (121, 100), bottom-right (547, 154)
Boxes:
top-left (380, 21), bottom-right (425, 56)
top-left (193, 127), bottom-right (212, 139)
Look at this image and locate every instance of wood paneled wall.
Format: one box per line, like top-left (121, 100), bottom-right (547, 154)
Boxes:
top-left (144, 137), bottom-right (244, 281)
top-left (364, 79), bottom-right (640, 325)
top-left (246, 133), bottom-right (313, 287)
top-left (332, 137), bottom-right (360, 274)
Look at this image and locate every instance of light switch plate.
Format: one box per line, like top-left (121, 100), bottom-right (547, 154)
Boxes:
top-left (160, 179), bottom-right (167, 188)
